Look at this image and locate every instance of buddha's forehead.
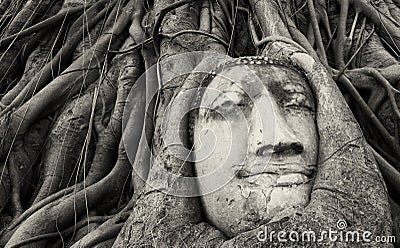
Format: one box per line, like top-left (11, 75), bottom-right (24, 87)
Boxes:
top-left (205, 64), bottom-right (310, 98)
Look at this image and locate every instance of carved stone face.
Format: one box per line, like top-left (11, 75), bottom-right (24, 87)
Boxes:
top-left (193, 64), bottom-right (318, 237)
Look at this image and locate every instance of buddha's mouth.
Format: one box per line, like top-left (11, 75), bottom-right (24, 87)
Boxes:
top-left (235, 163), bottom-right (316, 187)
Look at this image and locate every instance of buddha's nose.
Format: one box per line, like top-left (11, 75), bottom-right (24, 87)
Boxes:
top-left (256, 108), bottom-right (304, 156)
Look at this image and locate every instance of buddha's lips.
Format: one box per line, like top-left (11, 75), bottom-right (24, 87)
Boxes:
top-left (235, 163), bottom-right (316, 186)
top-left (235, 163), bottom-right (316, 177)
top-left (251, 172), bottom-right (312, 185)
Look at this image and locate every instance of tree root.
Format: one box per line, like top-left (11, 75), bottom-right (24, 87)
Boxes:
top-left (0, 5), bottom-right (87, 49)
top-left (8, 215), bottom-right (112, 248)
top-left (0, 23), bottom-right (63, 109)
top-left (5, 36), bottom-right (142, 235)
top-left (371, 146), bottom-right (400, 198)
top-left (152, 0), bottom-right (203, 56)
top-left (5, 140), bottom-right (132, 247)
top-left (0, 0), bottom-right (58, 90)
top-left (7, 118), bottom-right (50, 217)
top-left (335, 73), bottom-right (400, 158)
top-left (0, 1), bottom-right (131, 162)
top-left (248, 0), bottom-right (291, 39)
top-left (307, 0), bottom-right (329, 67)
top-left (334, 0), bottom-right (350, 69)
top-left (368, 68), bottom-right (400, 120)
top-left (1, 0), bottom-right (116, 114)
top-left (32, 90), bottom-right (95, 204)
top-left (86, 37), bottom-right (142, 185)
top-left (0, 0), bottom-right (12, 17)
top-left (70, 211), bottom-right (129, 248)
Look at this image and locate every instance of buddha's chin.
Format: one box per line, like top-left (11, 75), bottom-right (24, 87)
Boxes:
top-left (200, 175), bottom-right (314, 238)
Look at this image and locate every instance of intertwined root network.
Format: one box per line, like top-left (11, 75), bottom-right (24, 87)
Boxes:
top-left (0, 0), bottom-right (398, 247)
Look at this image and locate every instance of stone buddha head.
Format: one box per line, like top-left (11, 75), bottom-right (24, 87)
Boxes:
top-left (191, 57), bottom-right (319, 237)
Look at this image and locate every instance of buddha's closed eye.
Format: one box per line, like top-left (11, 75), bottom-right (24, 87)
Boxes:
top-left (279, 83), bottom-right (315, 112)
top-left (206, 90), bottom-right (251, 118)
top-left (284, 93), bottom-right (314, 112)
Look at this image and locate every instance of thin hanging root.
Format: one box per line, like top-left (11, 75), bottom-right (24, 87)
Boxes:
top-left (109, 37), bottom-right (152, 54)
top-left (0, 5), bottom-right (88, 49)
top-left (307, 0), bottom-right (329, 68)
top-left (334, 0), bottom-right (350, 69)
top-left (352, 16), bottom-right (367, 68)
top-left (352, 0), bottom-right (400, 56)
top-left (0, 0), bottom-right (24, 33)
top-left (3, 0), bottom-right (54, 36)
top-left (325, 25), bottom-right (337, 52)
top-left (349, 10), bottom-right (360, 42)
top-left (368, 68), bottom-right (400, 120)
top-left (337, 25), bottom-right (375, 79)
top-left (0, 0), bottom-right (11, 16)
top-left (345, 10), bottom-right (360, 57)
top-left (165, 30), bottom-right (230, 47)
top-left (335, 74), bottom-right (400, 158)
